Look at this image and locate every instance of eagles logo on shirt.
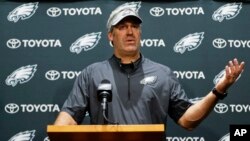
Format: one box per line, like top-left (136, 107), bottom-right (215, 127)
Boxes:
top-left (140, 76), bottom-right (157, 85)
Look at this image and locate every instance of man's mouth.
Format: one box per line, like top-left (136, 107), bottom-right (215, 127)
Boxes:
top-left (126, 39), bottom-right (135, 44)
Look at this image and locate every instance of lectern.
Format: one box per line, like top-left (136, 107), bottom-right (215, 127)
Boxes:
top-left (47, 124), bottom-right (165, 141)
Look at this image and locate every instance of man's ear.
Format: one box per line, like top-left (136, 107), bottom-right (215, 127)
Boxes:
top-left (108, 32), bottom-right (113, 42)
top-left (108, 32), bottom-right (114, 47)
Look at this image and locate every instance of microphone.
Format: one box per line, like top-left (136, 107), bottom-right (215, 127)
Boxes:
top-left (97, 79), bottom-right (118, 125)
top-left (97, 79), bottom-right (112, 111)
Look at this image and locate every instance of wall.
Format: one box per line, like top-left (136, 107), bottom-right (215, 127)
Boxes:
top-left (1, 0), bottom-right (249, 140)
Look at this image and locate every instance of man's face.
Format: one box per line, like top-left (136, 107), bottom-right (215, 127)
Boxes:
top-left (108, 17), bottom-right (141, 56)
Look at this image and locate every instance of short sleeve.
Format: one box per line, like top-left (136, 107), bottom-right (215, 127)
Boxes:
top-left (167, 72), bottom-right (193, 123)
top-left (60, 69), bottom-right (89, 124)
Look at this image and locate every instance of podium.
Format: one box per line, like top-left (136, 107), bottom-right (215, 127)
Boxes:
top-left (47, 124), bottom-right (165, 141)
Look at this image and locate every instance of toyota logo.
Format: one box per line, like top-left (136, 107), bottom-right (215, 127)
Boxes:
top-left (6, 39), bottom-right (21, 49)
top-left (150, 7), bottom-right (165, 17)
top-left (213, 38), bottom-right (227, 49)
top-left (45, 70), bottom-right (60, 81)
top-left (214, 103), bottom-right (228, 114)
top-left (47, 7), bottom-right (61, 17)
top-left (5, 103), bottom-right (19, 114)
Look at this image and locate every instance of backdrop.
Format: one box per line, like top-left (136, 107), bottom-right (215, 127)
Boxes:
top-left (1, 0), bottom-right (249, 141)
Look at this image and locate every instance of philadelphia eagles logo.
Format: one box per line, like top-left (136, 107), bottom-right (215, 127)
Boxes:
top-left (8, 130), bottom-right (35, 141)
top-left (174, 32), bottom-right (204, 54)
top-left (140, 76), bottom-right (157, 85)
top-left (218, 133), bottom-right (229, 141)
top-left (212, 3), bottom-right (242, 22)
top-left (213, 69), bottom-right (241, 85)
top-left (114, 1), bottom-right (141, 13)
top-left (70, 32), bottom-right (101, 54)
top-left (7, 2), bottom-right (39, 23)
top-left (5, 64), bottom-right (37, 87)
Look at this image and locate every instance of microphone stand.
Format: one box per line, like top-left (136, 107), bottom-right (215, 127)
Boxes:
top-left (101, 96), bottom-right (119, 125)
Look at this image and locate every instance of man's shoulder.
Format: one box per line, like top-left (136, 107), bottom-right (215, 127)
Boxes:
top-left (143, 58), bottom-right (171, 71)
top-left (90, 60), bottom-right (109, 67)
top-left (83, 59), bottom-right (110, 72)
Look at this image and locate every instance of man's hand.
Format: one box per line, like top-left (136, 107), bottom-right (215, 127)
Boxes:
top-left (216, 58), bottom-right (245, 93)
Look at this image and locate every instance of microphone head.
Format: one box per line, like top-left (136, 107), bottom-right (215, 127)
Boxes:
top-left (98, 79), bottom-right (111, 91)
top-left (101, 79), bottom-right (110, 84)
top-left (97, 79), bottom-right (112, 102)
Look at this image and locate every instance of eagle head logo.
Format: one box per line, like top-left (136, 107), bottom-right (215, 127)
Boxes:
top-left (70, 32), bottom-right (102, 54)
top-left (7, 2), bottom-right (39, 23)
top-left (8, 130), bottom-right (35, 141)
top-left (140, 76), bottom-right (157, 85)
top-left (5, 64), bottom-right (37, 87)
top-left (114, 1), bottom-right (141, 13)
top-left (212, 3), bottom-right (242, 22)
top-left (218, 133), bottom-right (229, 141)
top-left (213, 69), bottom-right (241, 85)
top-left (174, 32), bottom-right (204, 54)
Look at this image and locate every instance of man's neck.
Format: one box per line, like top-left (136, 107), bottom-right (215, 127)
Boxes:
top-left (116, 53), bottom-right (140, 64)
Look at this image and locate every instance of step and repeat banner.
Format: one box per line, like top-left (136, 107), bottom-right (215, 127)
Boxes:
top-left (1, 0), bottom-right (249, 141)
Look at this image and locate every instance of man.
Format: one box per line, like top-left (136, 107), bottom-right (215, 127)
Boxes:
top-left (54, 6), bottom-right (245, 131)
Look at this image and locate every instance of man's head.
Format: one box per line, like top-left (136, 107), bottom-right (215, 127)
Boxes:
top-left (107, 7), bottom-right (142, 60)
top-left (107, 8), bottom-right (142, 32)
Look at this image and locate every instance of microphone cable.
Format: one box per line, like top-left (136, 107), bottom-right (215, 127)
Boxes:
top-left (102, 110), bottom-right (119, 125)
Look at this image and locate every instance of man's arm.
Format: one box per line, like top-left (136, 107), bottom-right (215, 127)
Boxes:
top-left (54, 111), bottom-right (77, 125)
top-left (177, 58), bottom-right (245, 130)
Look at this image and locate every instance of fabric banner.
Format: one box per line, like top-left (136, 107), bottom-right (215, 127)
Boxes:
top-left (1, 0), bottom-right (249, 140)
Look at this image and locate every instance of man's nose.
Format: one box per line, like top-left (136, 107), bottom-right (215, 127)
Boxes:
top-left (126, 26), bottom-right (133, 35)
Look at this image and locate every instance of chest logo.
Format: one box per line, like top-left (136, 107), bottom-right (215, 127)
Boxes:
top-left (140, 76), bottom-right (157, 85)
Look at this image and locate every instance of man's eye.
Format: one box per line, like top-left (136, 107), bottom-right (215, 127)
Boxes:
top-left (119, 25), bottom-right (125, 28)
top-left (132, 24), bottom-right (139, 28)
